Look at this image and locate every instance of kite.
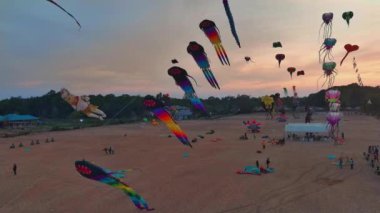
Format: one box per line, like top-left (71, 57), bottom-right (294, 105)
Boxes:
top-left (244, 56), bottom-right (253, 63)
top-left (46, 0), bottom-right (81, 28)
top-left (342, 11), bottom-right (354, 26)
top-left (261, 95), bottom-right (274, 119)
top-left (143, 96), bottom-right (192, 147)
top-left (243, 120), bottom-right (262, 134)
top-left (273, 42), bottom-right (282, 48)
top-left (199, 19), bottom-right (230, 65)
top-left (319, 38), bottom-right (337, 63)
top-left (326, 112), bottom-right (341, 138)
top-left (325, 90), bottom-right (341, 103)
top-left (287, 67), bottom-right (296, 79)
top-left (171, 59), bottom-right (178, 64)
top-left (320, 62), bottom-right (337, 88)
top-left (167, 66), bottom-right (207, 113)
top-left (275, 54), bottom-right (285, 67)
top-left (74, 160), bottom-right (153, 211)
top-left (297, 70), bottom-right (305, 76)
top-left (340, 44), bottom-right (359, 66)
top-left (187, 41), bottom-right (220, 89)
top-left (283, 88), bottom-right (288, 97)
top-left (60, 88), bottom-right (107, 120)
top-left (292, 86), bottom-right (299, 118)
top-left (222, 0), bottom-right (241, 48)
top-left (319, 12), bottom-right (333, 39)
top-left (274, 93), bottom-right (285, 115)
top-left (352, 57), bottom-right (364, 86)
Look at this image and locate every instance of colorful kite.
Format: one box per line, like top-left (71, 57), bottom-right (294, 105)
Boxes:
top-left (326, 112), bottom-right (341, 137)
top-left (261, 95), bottom-right (274, 119)
top-left (319, 38), bottom-right (337, 63)
top-left (74, 160), bottom-right (153, 211)
top-left (273, 42), bottom-right (282, 48)
top-left (340, 44), bottom-right (359, 66)
top-left (325, 90), bottom-right (341, 103)
top-left (187, 41), bottom-right (220, 89)
top-left (352, 57), bottom-right (364, 86)
top-left (168, 66), bottom-right (207, 113)
top-left (144, 96), bottom-right (192, 147)
top-left (342, 11), bottom-right (354, 26)
top-left (287, 67), bottom-right (296, 79)
top-left (320, 62), bottom-right (337, 88)
top-left (46, 0), bottom-right (81, 28)
top-left (60, 88), bottom-right (106, 120)
top-left (222, 0), bottom-right (241, 48)
top-left (320, 12), bottom-right (333, 39)
top-left (199, 19), bottom-right (230, 65)
top-left (275, 54), bottom-right (285, 67)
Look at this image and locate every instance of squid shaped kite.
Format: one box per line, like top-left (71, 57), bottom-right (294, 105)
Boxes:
top-left (187, 41), bottom-right (220, 89)
top-left (319, 38), bottom-right (337, 63)
top-left (75, 160), bottom-right (153, 211)
top-left (144, 96), bottom-right (192, 147)
top-left (342, 11), bottom-right (354, 27)
top-left (222, 0), bottom-right (241, 48)
top-left (46, 0), bottom-right (81, 28)
top-left (60, 88), bottom-right (106, 120)
top-left (199, 19), bottom-right (230, 66)
top-left (168, 66), bottom-right (207, 113)
top-left (319, 12), bottom-right (333, 39)
top-left (287, 67), bottom-right (296, 79)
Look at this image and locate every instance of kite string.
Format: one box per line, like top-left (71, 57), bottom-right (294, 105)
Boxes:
top-left (103, 97), bottom-right (138, 126)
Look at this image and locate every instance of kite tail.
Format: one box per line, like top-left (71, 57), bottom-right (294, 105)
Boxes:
top-left (118, 181), bottom-right (151, 210)
top-left (46, 0), bottom-right (81, 29)
top-left (214, 45), bottom-right (227, 65)
top-left (340, 52), bottom-right (349, 66)
top-left (189, 96), bottom-right (207, 113)
top-left (202, 68), bottom-right (220, 89)
top-left (218, 44), bottom-right (230, 65)
top-left (223, 0), bottom-right (241, 48)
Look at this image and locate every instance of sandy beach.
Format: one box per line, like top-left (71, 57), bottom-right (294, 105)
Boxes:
top-left (1, 113), bottom-right (379, 213)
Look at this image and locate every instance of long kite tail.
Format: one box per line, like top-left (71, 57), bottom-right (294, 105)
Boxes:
top-left (46, 0), bottom-right (81, 29)
top-left (340, 52), bottom-right (349, 66)
top-left (214, 44), bottom-right (230, 66)
top-left (117, 181), bottom-right (152, 210)
top-left (202, 68), bottom-right (220, 90)
top-left (223, 0), bottom-right (241, 48)
top-left (153, 108), bottom-right (192, 147)
top-left (189, 95), bottom-right (207, 113)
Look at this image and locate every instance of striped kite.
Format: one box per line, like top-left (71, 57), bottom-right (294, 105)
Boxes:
top-left (199, 19), bottom-right (230, 66)
top-left (75, 160), bottom-right (153, 211)
top-left (187, 41), bottom-right (220, 89)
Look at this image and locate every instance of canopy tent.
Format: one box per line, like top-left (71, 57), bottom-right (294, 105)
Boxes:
top-left (285, 123), bottom-right (330, 142)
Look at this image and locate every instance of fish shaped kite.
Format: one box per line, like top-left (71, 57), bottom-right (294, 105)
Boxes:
top-left (199, 19), bottom-right (230, 65)
top-left (187, 41), bottom-right (220, 89)
top-left (74, 160), bottom-right (153, 211)
top-left (46, 0), bottom-right (81, 28)
top-left (222, 0), bottom-right (241, 48)
top-left (168, 66), bottom-right (207, 113)
top-left (60, 88), bottom-right (106, 120)
top-left (144, 96), bottom-right (192, 147)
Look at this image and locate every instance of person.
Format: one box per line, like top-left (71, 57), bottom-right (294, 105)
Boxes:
top-left (36, 140), bottom-right (40, 145)
top-left (103, 148), bottom-right (108, 155)
top-left (371, 159), bottom-right (375, 168)
top-left (45, 138), bottom-right (49, 143)
top-left (10, 143), bottom-right (15, 149)
top-left (338, 157), bottom-right (343, 169)
top-left (19, 142), bottom-right (23, 148)
top-left (266, 158), bottom-right (270, 168)
top-left (13, 164), bottom-right (17, 175)
top-left (341, 132), bottom-right (345, 140)
top-left (31, 140), bottom-right (34, 146)
top-left (349, 158), bottom-right (354, 170)
top-left (51, 137), bottom-right (55, 142)
top-left (256, 160), bottom-right (260, 168)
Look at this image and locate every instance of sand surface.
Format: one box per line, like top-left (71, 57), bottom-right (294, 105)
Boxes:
top-left (1, 113), bottom-right (379, 213)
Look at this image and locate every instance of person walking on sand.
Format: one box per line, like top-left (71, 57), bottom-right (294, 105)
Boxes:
top-left (266, 158), bottom-right (271, 168)
top-left (13, 164), bottom-right (17, 176)
top-left (103, 148), bottom-right (108, 155)
top-left (256, 160), bottom-right (260, 168)
top-left (349, 158), bottom-right (354, 170)
top-left (338, 157), bottom-right (343, 169)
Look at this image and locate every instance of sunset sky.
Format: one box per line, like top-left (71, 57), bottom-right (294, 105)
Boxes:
top-left (0, 0), bottom-right (379, 99)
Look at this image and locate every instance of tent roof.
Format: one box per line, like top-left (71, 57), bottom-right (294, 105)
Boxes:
top-left (285, 123), bottom-right (328, 133)
top-left (0, 114), bottom-right (39, 122)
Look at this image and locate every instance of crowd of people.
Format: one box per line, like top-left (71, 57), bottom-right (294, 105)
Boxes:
top-left (9, 137), bottom-right (55, 149)
top-left (363, 145), bottom-right (380, 175)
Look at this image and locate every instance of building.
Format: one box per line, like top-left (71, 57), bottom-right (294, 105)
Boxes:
top-left (173, 106), bottom-right (193, 120)
top-left (0, 114), bottom-right (39, 128)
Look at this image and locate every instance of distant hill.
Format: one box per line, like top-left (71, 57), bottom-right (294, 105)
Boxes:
top-left (0, 84), bottom-right (379, 120)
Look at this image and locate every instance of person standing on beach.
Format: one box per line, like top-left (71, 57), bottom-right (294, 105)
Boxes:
top-left (338, 157), bottom-right (343, 169)
top-left (266, 158), bottom-right (270, 168)
top-left (13, 164), bottom-right (17, 175)
top-left (256, 160), bottom-right (260, 168)
top-left (349, 158), bottom-right (354, 170)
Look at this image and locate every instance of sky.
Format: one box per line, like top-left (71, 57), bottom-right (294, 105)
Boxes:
top-left (0, 0), bottom-right (379, 99)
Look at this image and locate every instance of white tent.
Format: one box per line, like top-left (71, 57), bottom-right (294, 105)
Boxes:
top-left (285, 123), bottom-right (329, 141)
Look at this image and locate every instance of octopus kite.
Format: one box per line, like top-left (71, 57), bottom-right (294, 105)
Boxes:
top-left (46, 0), bottom-right (81, 28)
top-left (287, 67), bottom-right (296, 79)
top-left (187, 41), bottom-right (220, 89)
top-left (168, 66), bottom-right (207, 113)
top-left (319, 38), bottom-right (337, 63)
top-left (319, 12), bottom-right (333, 39)
top-left (199, 19), bottom-right (230, 66)
top-left (222, 0), bottom-right (241, 48)
top-left (60, 88), bottom-right (106, 120)
top-left (342, 11), bottom-right (354, 27)
top-left (144, 96), bottom-right (192, 147)
top-left (75, 160), bottom-right (153, 211)
top-left (320, 62), bottom-right (337, 88)
top-left (275, 54), bottom-right (285, 67)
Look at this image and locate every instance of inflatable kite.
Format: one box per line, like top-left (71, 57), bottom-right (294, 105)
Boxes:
top-left (340, 44), bottom-right (359, 66)
top-left (325, 90), bottom-right (341, 103)
top-left (222, 0), bottom-right (241, 48)
top-left (46, 0), bottom-right (81, 28)
top-left (342, 11), bottom-right (354, 26)
top-left (60, 88), bottom-right (106, 120)
top-left (168, 66), bottom-right (207, 113)
top-left (327, 112), bottom-right (341, 137)
top-left (199, 19), bottom-right (230, 65)
top-left (319, 38), bottom-right (337, 63)
top-left (275, 54), bottom-right (285, 67)
top-left (273, 42), bottom-right (282, 48)
top-left (297, 70), bottom-right (305, 76)
top-left (283, 88), bottom-right (288, 97)
top-left (243, 120), bottom-right (262, 134)
top-left (287, 67), bottom-right (296, 79)
top-left (74, 160), bottom-right (153, 211)
top-left (320, 12), bottom-right (333, 39)
top-left (244, 56), bottom-right (253, 63)
top-left (171, 59), bottom-right (178, 64)
top-left (261, 95), bottom-right (274, 119)
top-left (187, 41), bottom-right (220, 89)
top-left (144, 96), bottom-right (192, 147)
top-left (320, 62), bottom-right (337, 88)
